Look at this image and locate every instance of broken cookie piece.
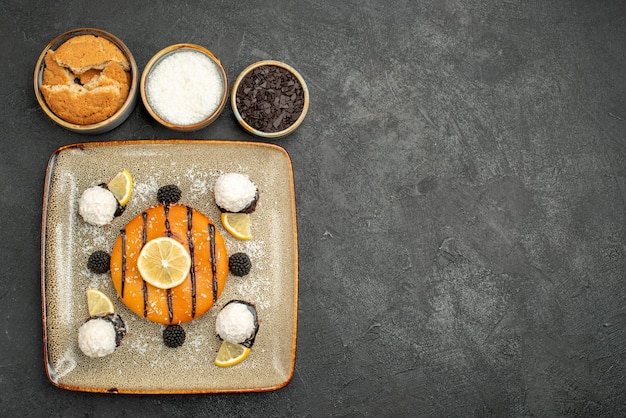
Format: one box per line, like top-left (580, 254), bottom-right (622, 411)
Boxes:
top-left (53, 34), bottom-right (130, 74)
top-left (40, 34), bottom-right (131, 125)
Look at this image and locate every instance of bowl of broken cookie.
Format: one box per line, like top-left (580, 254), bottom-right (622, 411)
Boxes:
top-left (231, 60), bottom-right (309, 139)
top-left (33, 28), bottom-right (139, 134)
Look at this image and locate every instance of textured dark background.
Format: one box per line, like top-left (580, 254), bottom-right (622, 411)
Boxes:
top-left (1, 0), bottom-right (625, 416)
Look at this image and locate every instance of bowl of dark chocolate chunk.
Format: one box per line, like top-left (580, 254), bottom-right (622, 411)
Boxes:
top-left (141, 44), bottom-right (228, 131)
top-left (231, 60), bottom-right (309, 139)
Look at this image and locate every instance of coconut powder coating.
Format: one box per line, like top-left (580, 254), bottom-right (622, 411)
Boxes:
top-left (215, 301), bottom-right (257, 344)
top-left (145, 50), bottom-right (224, 126)
top-left (213, 173), bottom-right (258, 213)
top-left (77, 318), bottom-right (117, 358)
top-left (78, 186), bottom-right (118, 226)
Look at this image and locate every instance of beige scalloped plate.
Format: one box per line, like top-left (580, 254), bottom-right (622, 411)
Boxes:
top-left (41, 140), bottom-right (298, 393)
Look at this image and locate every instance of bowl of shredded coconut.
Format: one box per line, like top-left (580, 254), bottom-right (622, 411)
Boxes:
top-left (140, 44), bottom-right (228, 131)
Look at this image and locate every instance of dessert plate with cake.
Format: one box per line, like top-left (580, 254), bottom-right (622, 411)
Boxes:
top-left (40, 140), bottom-right (298, 393)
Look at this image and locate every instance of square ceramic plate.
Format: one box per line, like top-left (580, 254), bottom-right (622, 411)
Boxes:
top-left (41, 140), bottom-right (298, 393)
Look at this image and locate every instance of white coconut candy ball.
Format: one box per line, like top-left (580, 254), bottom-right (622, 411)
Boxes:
top-left (215, 302), bottom-right (256, 344)
top-left (77, 318), bottom-right (117, 358)
top-left (213, 173), bottom-right (257, 213)
top-left (78, 186), bottom-right (118, 226)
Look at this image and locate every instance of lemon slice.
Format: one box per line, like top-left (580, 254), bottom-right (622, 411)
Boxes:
top-left (86, 288), bottom-right (115, 317)
top-left (221, 213), bottom-right (251, 240)
top-left (214, 340), bottom-right (251, 367)
top-left (108, 169), bottom-right (133, 206)
top-left (137, 237), bottom-right (191, 289)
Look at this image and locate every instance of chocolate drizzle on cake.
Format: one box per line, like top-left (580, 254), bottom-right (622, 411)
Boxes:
top-left (142, 285), bottom-right (149, 318)
top-left (165, 205), bottom-right (177, 322)
top-left (209, 223), bottom-right (217, 302)
top-left (120, 229), bottom-right (127, 298)
top-left (141, 212), bottom-right (148, 244)
top-left (136, 205), bottom-right (204, 321)
top-left (141, 211), bottom-right (149, 317)
top-left (187, 206), bottom-right (197, 318)
top-left (167, 289), bottom-right (173, 323)
top-left (164, 203), bottom-right (172, 237)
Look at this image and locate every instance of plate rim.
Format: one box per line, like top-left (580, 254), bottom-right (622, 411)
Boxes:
top-left (41, 139), bottom-right (299, 394)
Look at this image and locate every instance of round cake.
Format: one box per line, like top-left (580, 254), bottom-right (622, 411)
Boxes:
top-left (110, 203), bottom-right (228, 324)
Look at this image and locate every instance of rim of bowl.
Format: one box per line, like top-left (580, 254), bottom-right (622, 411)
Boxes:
top-left (140, 44), bottom-right (229, 132)
top-left (231, 60), bottom-right (310, 139)
top-left (33, 28), bottom-right (139, 134)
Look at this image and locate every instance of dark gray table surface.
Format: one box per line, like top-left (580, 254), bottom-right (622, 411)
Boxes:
top-left (2, 1), bottom-right (625, 416)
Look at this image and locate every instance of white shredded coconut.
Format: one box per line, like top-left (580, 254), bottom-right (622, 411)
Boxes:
top-left (213, 173), bottom-right (257, 212)
top-left (77, 318), bottom-right (117, 358)
top-left (50, 348), bottom-right (77, 381)
top-left (78, 186), bottom-right (117, 226)
top-left (215, 302), bottom-right (256, 344)
top-left (146, 49), bottom-right (224, 125)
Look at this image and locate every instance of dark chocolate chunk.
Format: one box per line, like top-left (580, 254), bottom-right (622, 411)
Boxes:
top-left (235, 65), bottom-right (305, 133)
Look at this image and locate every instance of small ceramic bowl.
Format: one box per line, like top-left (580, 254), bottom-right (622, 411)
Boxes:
top-left (231, 60), bottom-right (309, 139)
top-left (140, 44), bottom-right (228, 131)
top-left (33, 28), bottom-right (138, 134)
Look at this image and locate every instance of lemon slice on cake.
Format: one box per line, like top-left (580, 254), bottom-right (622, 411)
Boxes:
top-left (137, 237), bottom-right (191, 289)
